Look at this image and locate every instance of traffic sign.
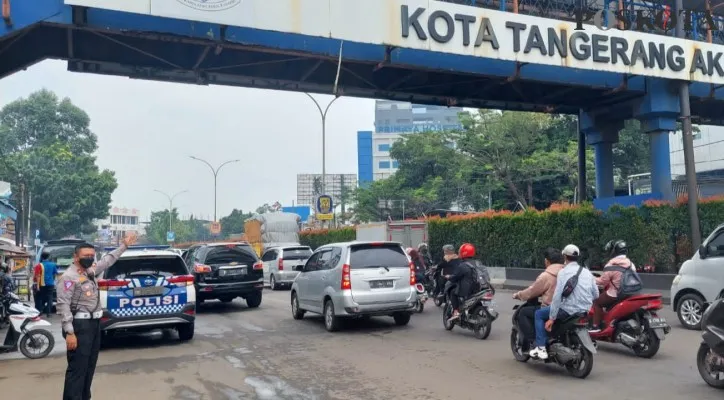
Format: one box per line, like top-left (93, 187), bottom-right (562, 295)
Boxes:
top-left (316, 195), bottom-right (334, 220)
top-left (35, 229), bottom-right (40, 238)
top-left (166, 231), bottom-right (175, 242)
top-left (210, 221), bottom-right (221, 235)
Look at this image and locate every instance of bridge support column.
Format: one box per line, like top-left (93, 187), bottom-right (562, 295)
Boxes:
top-left (580, 112), bottom-right (622, 199)
top-left (634, 78), bottom-right (680, 201)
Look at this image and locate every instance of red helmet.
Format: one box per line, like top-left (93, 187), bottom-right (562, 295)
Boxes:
top-left (459, 243), bottom-right (476, 259)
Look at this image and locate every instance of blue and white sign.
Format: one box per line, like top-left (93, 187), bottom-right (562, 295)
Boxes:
top-left (35, 229), bottom-right (40, 239)
top-left (166, 231), bottom-right (175, 242)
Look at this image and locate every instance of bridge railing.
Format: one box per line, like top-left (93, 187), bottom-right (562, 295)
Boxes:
top-left (437, 0), bottom-right (724, 44)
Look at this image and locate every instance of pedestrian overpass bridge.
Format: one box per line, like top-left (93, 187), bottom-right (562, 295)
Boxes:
top-left (2, 0), bottom-right (724, 202)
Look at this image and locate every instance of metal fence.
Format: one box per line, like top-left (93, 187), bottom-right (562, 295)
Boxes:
top-left (438, 0), bottom-right (724, 44)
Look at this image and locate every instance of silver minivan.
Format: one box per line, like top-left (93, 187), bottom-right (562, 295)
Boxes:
top-left (290, 241), bottom-right (416, 332)
top-left (671, 223), bottom-right (724, 330)
top-left (261, 246), bottom-right (312, 290)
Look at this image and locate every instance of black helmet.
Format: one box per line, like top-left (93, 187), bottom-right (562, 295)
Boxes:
top-left (604, 240), bottom-right (628, 257)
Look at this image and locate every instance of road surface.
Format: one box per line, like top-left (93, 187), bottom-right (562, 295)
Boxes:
top-left (0, 289), bottom-right (719, 399)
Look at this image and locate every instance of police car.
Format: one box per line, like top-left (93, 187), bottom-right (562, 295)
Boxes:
top-left (97, 246), bottom-right (195, 342)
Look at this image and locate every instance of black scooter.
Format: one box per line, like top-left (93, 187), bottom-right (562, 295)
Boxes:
top-left (442, 287), bottom-right (498, 340)
top-left (510, 299), bottom-right (596, 379)
top-left (698, 292), bottom-right (724, 388)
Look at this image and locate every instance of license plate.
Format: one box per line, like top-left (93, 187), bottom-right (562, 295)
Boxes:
top-left (220, 268), bottom-right (246, 277)
top-left (133, 286), bottom-right (164, 297)
top-left (482, 300), bottom-right (495, 307)
top-left (369, 280), bottom-right (393, 289)
top-left (647, 317), bottom-right (668, 328)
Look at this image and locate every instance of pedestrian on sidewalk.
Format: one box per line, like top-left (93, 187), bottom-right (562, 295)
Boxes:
top-left (58, 233), bottom-right (137, 400)
top-left (35, 252), bottom-right (58, 318)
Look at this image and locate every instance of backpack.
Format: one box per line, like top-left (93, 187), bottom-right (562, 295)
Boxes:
top-left (561, 265), bottom-right (583, 299)
top-left (605, 265), bottom-right (643, 298)
top-left (464, 260), bottom-right (491, 291)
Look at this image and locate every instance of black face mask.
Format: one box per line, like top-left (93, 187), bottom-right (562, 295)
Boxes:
top-left (78, 257), bottom-right (95, 269)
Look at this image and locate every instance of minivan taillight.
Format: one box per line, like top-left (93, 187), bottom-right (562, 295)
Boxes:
top-left (341, 264), bottom-right (351, 290)
top-left (409, 262), bottom-right (416, 285)
top-left (278, 258), bottom-right (284, 271)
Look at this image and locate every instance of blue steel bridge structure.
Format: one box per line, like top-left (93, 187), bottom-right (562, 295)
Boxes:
top-left (0, 0), bottom-right (723, 207)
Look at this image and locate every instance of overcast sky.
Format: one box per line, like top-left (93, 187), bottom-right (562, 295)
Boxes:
top-left (0, 60), bottom-right (374, 221)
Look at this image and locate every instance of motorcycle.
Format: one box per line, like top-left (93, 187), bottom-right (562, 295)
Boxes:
top-left (587, 293), bottom-right (670, 358)
top-left (697, 291), bottom-right (724, 388)
top-left (588, 273), bottom-right (670, 358)
top-left (442, 288), bottom-right (498, 340)
top-left (510, 299), bottom-right (596, 379)
top-left (0, 292), bottom-right (55, 359)
top-left (413, 283), bottom-right (428, 313)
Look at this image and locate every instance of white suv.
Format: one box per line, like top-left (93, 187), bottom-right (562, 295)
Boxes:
top-left (290, 241), bottom-right (416, 332)
top-left (671, 223), bottom-right (724, 330)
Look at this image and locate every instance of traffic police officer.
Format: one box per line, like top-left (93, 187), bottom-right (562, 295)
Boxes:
top-left (58, 233), bottom-right (137, 400)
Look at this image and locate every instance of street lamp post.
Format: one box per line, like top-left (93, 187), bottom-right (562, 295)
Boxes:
top-left (189, 156), bottom-right (240, 221)
top-left (304, 93), bottom-right (340, 196)
top-left (154, 189), bottom-right (188, 233)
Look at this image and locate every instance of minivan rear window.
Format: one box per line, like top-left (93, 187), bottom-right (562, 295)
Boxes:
top-left (105, 256), bottom-right (189, 279)
top-left (205, 245), bottom-right (258, 265)
top-left (283, 248), bottom-right (312, 260)
top-left (349, 244), bottom-right (409, 269)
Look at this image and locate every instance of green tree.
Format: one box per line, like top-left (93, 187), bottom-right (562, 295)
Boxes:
top-left (0, 90), bottom-right (117, 238)
top-left (220, 209), bottom-right (253, 236)
top-left (145, 209), bottom-right (194, 244)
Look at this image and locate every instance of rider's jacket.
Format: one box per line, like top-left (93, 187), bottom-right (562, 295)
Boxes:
top-left (596, 255), bottom-right (635, 298)
top-left (517, 263), bottom-right (563, 306)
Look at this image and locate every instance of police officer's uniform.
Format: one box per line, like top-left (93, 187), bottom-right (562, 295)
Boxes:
top-left (57, 245), bottom-right (127, 400)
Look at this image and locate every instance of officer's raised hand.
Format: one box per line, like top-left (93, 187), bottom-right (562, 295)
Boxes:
top-left (123, 231), bottom-right (139, 247)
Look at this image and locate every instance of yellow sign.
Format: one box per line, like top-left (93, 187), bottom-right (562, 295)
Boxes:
top-left (210, 221), bottom-right (221, 235)
top-left (316, 213), bottom-right (334, 221)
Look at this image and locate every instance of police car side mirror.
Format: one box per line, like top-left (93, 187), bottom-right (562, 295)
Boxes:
top-left (700, 244), bottom-right (708, 259)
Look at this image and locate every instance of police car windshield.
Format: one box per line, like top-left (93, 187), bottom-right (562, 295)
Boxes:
top-left (104, 257), bottom-right (189, 279)
top-left (205, 245), bottom-right (258, 265)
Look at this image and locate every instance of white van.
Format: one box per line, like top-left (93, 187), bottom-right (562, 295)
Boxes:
top-left (671, 223), bottom-right (724, 330)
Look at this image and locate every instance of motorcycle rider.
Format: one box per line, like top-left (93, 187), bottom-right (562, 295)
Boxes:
top-left (406, 247), bottom-right (427, 284)
top-left (591, 239), bottom-right (638, 332)
top-left (418, 243), bottom-right (434, 267)
top-left (530, 244), bottom-right (599, 360)
top-left (0, 262), bottom-right (15, 295)
top-left (513, 248), bottom-right (564, 345)
top-left (445, 243), bottom-right (479, 322)
top-left (434, 245), bottom-right (460, 299)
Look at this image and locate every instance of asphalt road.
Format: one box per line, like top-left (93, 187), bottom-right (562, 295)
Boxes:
top-left (0, 289), bottom-right (720, 400)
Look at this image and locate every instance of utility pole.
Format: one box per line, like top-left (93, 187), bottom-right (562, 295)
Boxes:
top-left (154, 190), bottom-right (188, 234)
top-left (675, 0), bottom-right (702, 249)
top-left (303, 93), bottom-right (340, 196)
top-left (189, 156), bottom-right (240, 222)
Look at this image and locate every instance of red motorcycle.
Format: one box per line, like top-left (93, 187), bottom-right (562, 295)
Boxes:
top-left (587, 292), bottom-right (671, 358)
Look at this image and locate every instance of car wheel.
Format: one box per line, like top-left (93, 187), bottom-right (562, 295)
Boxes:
top-left (178, 323), bottom-right (195, 341)
top-left (677, 293), bottom-right (705, 330)
top-left (270, 275), bottom-right (277, 291)
top-left (393, 312), bottom-right (411, 326)
top-left (291, 292), bottom-right (305, 320)
top-left (324, 299), bottom-right (341, 332)
top-left (246, 291), bottom-right (262, 308)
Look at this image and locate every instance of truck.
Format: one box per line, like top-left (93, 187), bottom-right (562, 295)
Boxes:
top-left (356, 221), bottom-right (428, 249)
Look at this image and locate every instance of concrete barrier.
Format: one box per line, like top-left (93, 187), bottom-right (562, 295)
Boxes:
top-left (487, 267), bottom-right (675, 305)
